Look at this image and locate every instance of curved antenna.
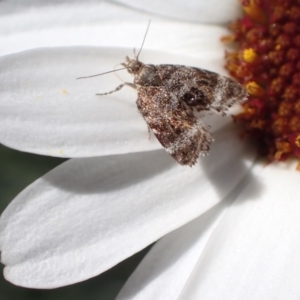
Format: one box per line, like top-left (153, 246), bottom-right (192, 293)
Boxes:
top-left (77, 20), bottom-right (151, 80)
top-left (76, 67), bottom-right (127, 80)
top-left (137, 20), bottom-right (151, 60)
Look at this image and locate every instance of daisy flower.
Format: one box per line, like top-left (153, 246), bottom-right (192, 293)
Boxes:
top-left (1, 1), bottom-right (299, 299)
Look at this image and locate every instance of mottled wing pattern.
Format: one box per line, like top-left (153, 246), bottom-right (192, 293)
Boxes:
top-left (90, 51), bottom-right (247, 166)
top-left (156, 65), bottom-right (248, 115)
top-left (136, 86), bottom-right (212, 166)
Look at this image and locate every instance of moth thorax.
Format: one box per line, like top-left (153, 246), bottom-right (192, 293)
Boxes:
top-left (136, 65), bottom-right (162, 87)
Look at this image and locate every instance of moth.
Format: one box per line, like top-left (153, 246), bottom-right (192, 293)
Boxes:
top-left (78, 22), bottom-right (247, 166)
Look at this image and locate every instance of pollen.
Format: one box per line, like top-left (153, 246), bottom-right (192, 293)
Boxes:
top-left (243, 48), bottom-right (259, 63)
top-left (224, 0), bottom-right (300, 166)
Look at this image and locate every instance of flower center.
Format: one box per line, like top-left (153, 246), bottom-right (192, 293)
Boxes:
top-left (224, 0), bottom-right (300, 169)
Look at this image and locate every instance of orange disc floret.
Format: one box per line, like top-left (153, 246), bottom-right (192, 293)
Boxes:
top-left (240, 0), bottom-right (267, 24)
top-left (224, 0), bottom-right (300, 167)
top-left (246, 81), bottom-right (265, 96)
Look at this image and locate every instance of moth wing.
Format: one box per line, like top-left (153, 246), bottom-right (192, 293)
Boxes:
top-left (192, 68), bottom-right (248, 113)
top-left (136, 86), bottom-right (212, 166)
top-left (157, 65), bottom-right (248, 114)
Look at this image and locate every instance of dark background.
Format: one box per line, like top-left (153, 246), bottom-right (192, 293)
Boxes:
top-left (0, 144), bottom-right (149, 300)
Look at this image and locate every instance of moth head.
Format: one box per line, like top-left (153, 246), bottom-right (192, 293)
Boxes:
top-left (122, 56), bottom-right (144, 75)
top-left (121, 21), bottom-right (150, 75)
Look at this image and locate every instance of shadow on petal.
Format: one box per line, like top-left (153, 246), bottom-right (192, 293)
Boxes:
top-left (200, 122), bottom-right (263, 204)
top-left (43, 149), bottom-right (174, 194)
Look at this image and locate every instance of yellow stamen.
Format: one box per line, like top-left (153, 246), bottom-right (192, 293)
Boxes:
top-left (242, 48), bottom-right (258, 63)
top-left (246, 81), bottom-right (265, 96)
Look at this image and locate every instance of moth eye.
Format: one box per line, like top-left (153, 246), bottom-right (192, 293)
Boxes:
top-left (182, 88), bottom-right (205, 106)
top-left (183, 92), bottom-right (196, 103)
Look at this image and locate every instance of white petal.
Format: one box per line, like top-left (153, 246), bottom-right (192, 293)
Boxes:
top-left (0, 47), bottom-right (230, 157)
top-left (0, 125), bottom-right (255, 288)
top-left (0, 0), bottom-right (156, 37)
top-left (1, 0), bottom-right (230, 58)
top-left (1, 10), bottom-right (229, 59)
top-left (116, 170), bottom-right (252, 299)
top-left (116, 195), bottom-right (233, 299)
top-left (1, 0), bottom-right (240, 41)
top-left (179, 162), bottom-right (300, 299)
top-left (114, 0), bottom-right (242, 24)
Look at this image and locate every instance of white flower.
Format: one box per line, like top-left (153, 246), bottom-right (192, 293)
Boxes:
top-left (1, 1), bottom-right (300, 299)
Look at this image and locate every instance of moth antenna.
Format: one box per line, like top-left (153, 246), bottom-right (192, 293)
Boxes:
top-left (78, 21), bottom-right (151, 79)
top-left (76, 67), bottom-right (127, 80)
top-left (136, 20), bottom-right (151, 61)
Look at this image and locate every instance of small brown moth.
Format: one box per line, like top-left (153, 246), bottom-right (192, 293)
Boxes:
top-left (78, 22), bottom-right (247, 166)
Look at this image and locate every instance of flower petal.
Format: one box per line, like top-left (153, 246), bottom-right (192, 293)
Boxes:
top-left (116, 199), bottom-right (231, 299)
top-left (1, 0), bottom-right (240, 41)
top-left (116, 172), bottom-right (256, 299)
top-left (1, 12), bottom-right (228, 59)
top-left (0, 47), bottom-right (229, 157)
top-left (0, 0), bottom-right (156, 37)
top-left (1, 0), bottom-right (229, 58)
top-left (113, 0), bottom-right (242, 24)
top-left (0, 124), bottom-right (255, 288)
top-left (179, 162), bottom-right (300, 299)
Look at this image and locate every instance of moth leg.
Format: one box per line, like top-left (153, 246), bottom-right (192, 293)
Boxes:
top-left (126, 82), bottom-right (136, 89)
top-left (96, 82), bottom-right (136, 96)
